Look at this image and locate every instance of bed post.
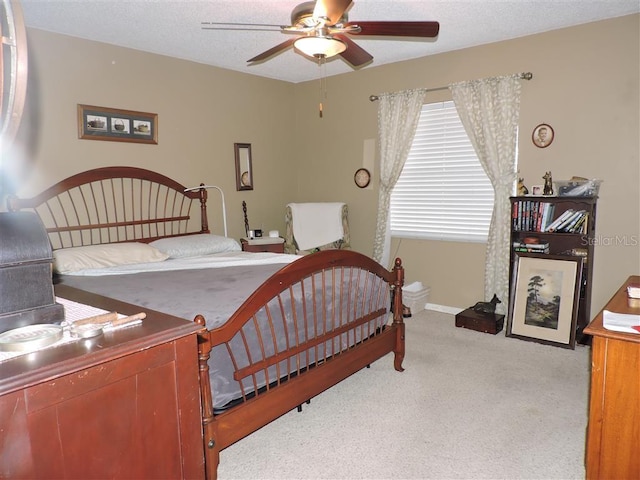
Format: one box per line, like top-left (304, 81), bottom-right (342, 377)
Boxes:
top-left (194, 315), bottom-right (219, 480)
top-left (197, 184), bottom-right (210, 234)
top-left (391, 257), bottom-right (405, 372)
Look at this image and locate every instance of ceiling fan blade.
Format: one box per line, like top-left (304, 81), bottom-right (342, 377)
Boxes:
top-left (247, 38), bottom-right (297, 63)
top-left (334, 34), bottom-right (373, 67)
top-left (201, 22), bottom-right (282, 31)
top-left (346, 21), bottom-right (440, 38)
top-left (313, 0), bottom-right (352, 25)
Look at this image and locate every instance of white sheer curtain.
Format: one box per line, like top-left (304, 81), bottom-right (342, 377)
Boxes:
top-left (372, 89), bottom-right (424, 267)
top-left (449, 74), bottom-right (522, 314)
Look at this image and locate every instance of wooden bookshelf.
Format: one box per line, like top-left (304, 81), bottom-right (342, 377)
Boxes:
top-left (509, 196), bottom-right (598, 344)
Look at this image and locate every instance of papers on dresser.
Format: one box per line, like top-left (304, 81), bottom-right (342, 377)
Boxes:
top-left (602, 309), bottom-right (640, 334)
top-left (0, 298), bottom-right (144, 363)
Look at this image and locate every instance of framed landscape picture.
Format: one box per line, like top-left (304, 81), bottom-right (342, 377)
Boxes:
top-left (507, 253), bottom-right (583, 349)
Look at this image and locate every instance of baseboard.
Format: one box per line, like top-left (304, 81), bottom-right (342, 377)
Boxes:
top-left (425, 303), bottom-right (465, 315)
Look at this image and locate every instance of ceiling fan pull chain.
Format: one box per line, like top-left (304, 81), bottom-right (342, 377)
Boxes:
top-left (319, 72), bottom-right (323, 118)
top-left (317, 56), bottom-right (327, 118)
top-left (318, 56), bottom-right (328, 118)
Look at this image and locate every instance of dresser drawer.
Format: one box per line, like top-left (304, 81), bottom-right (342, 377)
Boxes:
top-left (241, 239), bottom-right (284, 253)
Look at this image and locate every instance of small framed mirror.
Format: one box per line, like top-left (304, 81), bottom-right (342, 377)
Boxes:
top-left (234, 143), bottom-right (253, 191)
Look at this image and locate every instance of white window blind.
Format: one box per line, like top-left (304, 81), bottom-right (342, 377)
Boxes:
top-left (390, 101), bottom-right (494, 243)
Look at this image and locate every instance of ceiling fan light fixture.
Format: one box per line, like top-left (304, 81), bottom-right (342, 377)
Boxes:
top-left (294, 36), bottom-right (346, 59)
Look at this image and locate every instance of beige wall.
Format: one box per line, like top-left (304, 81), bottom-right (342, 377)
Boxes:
top-left (5, 29), bottom-right (297, 239)
top-left (4, 14), bottom-right (638, 316)
top-left (292, 14), bottom-right (640, 315)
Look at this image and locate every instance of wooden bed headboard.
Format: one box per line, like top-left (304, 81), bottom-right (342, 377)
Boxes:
top-left (7, 166), bottom-right (210, 250)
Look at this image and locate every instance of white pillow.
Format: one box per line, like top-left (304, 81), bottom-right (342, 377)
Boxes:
top-left (54, 243), bottom-right (169, 274)
top-left (150, 234), bottom-right (241, 258)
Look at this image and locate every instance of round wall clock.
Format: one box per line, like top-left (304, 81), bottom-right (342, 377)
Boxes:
top-left (354, 168), bottom-right (371, 188)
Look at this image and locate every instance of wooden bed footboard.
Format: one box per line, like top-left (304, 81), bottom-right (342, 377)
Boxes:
top-left (194, 250), bottom-right (405, 480)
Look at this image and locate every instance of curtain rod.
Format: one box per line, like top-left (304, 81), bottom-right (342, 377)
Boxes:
top-left (369, 72), bottom-right (533, 102)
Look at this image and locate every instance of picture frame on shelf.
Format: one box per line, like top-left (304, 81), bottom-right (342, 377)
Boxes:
top-left (78, 104), bottom-right (158, 144)
top-left (531, 185), bottom-right (544, 196)
top-left (507, 252), bottom-right (583, 349)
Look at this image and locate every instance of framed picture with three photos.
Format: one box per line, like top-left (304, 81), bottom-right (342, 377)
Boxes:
top-left (78, 104), bottom-right (157, 144)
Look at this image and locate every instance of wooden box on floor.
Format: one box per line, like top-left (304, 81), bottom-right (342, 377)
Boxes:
top-left (455, 308), bottom-right (504, 335)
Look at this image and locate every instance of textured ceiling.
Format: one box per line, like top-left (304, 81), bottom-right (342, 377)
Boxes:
top-left (20, 0), bottom-right (640, 83)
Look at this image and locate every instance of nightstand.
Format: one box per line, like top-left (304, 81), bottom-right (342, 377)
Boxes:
top-left (241, 237), bottom-right (285, 254)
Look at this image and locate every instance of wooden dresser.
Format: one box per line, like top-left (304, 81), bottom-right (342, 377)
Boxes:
top-left (0, 285), bottom-right (205, 479)
top-left (584, 275), bottom-right (640, 479)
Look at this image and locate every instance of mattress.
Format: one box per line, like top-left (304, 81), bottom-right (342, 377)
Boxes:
top-left (59, 254), bottom-right (390, 409)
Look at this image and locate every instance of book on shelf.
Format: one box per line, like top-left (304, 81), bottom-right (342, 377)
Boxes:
top-left (548, 209), bottom-right (588, 233)
top-left (511, 200), bottom-right (555, 232)
top-left (541, 203), bottom-right (555, 231)
top-left (512, 240), bottom-right (550, 254)
top-left (559, 210), bottom-right (583, 231)
top-left (545, 209), bottom-right (572, 232)
top-left (568, 212), bottom-right (588, 233)
top-left (512, 200), bottom-right (590, 234)
top-left (559, 248), bottom-right (589, 262)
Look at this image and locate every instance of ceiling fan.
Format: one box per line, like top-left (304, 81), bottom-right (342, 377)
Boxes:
top-left (202, 0), bottom-right (440, 68)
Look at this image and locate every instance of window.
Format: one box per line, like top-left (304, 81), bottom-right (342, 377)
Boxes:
top-left (390, 101), bottom-right (494, 243)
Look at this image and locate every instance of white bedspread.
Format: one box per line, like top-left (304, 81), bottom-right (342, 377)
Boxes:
top-left (66, 251), bottom-right (300, 276)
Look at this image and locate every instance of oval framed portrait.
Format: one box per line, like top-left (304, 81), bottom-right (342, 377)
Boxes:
top-left (532, 123), bottom-right (554, 148)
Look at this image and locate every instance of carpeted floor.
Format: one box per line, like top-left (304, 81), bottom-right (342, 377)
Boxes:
top-left (217, 309), bottom-right (591, 480)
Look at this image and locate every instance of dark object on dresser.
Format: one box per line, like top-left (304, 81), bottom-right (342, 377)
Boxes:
top-left (0, 211), bottom-right (64, 333)
top-left (455, 308), bottom-right (505, 335)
